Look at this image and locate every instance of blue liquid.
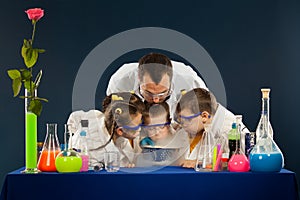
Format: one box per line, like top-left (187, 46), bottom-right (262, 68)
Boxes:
top-left (249, 152), bottom-right (282, 172)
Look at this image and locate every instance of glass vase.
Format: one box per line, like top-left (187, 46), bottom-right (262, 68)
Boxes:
top-left (22, 89), bottom-right (39, 173)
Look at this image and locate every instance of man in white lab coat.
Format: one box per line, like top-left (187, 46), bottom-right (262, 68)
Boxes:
top-left (106, 52), bottom-right (207, 116)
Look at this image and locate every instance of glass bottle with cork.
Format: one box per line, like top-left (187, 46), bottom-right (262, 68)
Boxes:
top-left (249, 88), bottom-right (284, 172)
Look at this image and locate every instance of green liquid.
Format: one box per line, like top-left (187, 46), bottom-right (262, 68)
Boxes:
top-left (25, 112), bottom-right (37, 169)
top-left (55, 156), bottom-right (82, 173)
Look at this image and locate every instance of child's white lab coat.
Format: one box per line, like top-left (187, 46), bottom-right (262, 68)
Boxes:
top-left (67, 110), bottom-right (141, 167)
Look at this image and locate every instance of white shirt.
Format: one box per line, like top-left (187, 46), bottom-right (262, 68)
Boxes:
top-left (106, 61), bottom-right (208, 116)
top-left (67, 110), bottom-right (141, 167)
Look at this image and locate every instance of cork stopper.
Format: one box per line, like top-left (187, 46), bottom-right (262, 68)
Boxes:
top-left (261, 88), bottom-right (271, 98)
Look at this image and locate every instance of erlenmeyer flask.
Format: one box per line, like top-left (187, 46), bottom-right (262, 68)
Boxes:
top-left (249, 88), bottom-right (284, 172)
top-left (228, 115), bottom-right (250, 172)
top-left (195, 129), bottom-right (214, 172)
top-left (55, 124), bottom-right (82, 173)
top-left (37, 123), bottom-right (61, 172)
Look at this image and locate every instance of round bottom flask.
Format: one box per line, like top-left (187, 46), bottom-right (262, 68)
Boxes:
top-left (249, 137), bottom-right (283, 172)
top-left (55, 149), bottom-right (82, 173)
top-left (228, 152), bottom-right (250, 172)
top-left (55, 124), bottom-right (82, 173)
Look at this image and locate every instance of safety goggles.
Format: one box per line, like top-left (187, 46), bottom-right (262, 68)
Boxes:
top-left (139, 83), bottom-right (173, 100)
top-left (120, 124), bottom-right (142, 134)
top-left (175, 112), bottom-right (205, 126)
top-left (142, 122), bottom-right (171, 132)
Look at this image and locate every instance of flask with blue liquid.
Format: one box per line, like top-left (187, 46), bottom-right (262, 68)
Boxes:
top-left (249, 88), bottom-right (284, 172)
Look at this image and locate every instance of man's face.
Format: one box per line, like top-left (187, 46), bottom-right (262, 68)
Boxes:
top-left (140, 73), bottom-right (171, 103)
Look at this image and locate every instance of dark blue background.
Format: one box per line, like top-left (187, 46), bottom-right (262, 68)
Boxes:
top-left (1, 0), bottom-right (299, 193)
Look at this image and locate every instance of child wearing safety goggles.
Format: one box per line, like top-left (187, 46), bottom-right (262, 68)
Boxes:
top-left (137, 102), bottom-right (188, 166)
top-left (175, 88), bottom-right (250, 168)
top-left (68, 92), bottom-right (145, 168)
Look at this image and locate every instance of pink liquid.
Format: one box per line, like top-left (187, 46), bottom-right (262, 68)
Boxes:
top-left (80, 155), bottom-right (89, 172)
top-left (228, 154), bottom-right (250, 172)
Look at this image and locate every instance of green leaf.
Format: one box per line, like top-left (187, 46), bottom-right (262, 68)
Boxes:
top-left (21, 40), bottom-right (39, 68)
top-left (12, 78), bottom-right (22, 97)
top-left (24, 80), bottom-right (35, 90)
top-left (21, 40), bottom-right (31, 59)
top-left (29, 99), bottom-right (42, 116)
top-left (37, 49), bottom-right (45, 53)
top-left (35, 97), bottom-right (48, 102)
top-left (23, 48), bottom-right (38, 68)
top-left (7, 69), bottom-right (21, 80)
top-left (23, 39), bottom-right (31, 48)
top-left (20, 69), bottom-right (32, 81)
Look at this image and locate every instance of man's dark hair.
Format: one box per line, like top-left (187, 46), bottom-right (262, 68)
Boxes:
top-left (138, 53), bottom-right (173, 84)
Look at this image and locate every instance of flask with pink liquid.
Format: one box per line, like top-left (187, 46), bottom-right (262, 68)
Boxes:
top-left (228, 115), bottom-right (250, 172)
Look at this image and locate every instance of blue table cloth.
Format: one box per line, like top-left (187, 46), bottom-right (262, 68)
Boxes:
top-left (1, 166), bottom-right (299, 200)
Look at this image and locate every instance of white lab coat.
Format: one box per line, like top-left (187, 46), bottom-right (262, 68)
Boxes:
top-left (106, 61), bottom-right (208, 117)
top-left (67, 110), bottom-right (141, 167)
top-left (184, 104), bottom-right (250, 160)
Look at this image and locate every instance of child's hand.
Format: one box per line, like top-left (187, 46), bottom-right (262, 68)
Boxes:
top-left (180, 159), bottom-right (196, 168)
top-left (126, 163), bottom-right (135, 168)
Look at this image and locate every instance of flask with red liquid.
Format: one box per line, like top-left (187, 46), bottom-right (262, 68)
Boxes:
top-left (37, 123), bottom-right (61, 172)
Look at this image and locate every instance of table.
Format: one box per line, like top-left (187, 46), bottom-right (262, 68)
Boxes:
top-left (1, 166), bottom-right (299, 200)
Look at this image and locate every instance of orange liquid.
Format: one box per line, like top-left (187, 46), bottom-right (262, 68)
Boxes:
top-left (38, 150), bottom-right (60, 172)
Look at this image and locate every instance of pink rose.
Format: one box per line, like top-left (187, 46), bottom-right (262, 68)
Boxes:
top-left (25, 8), bottom-right (44, 21)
